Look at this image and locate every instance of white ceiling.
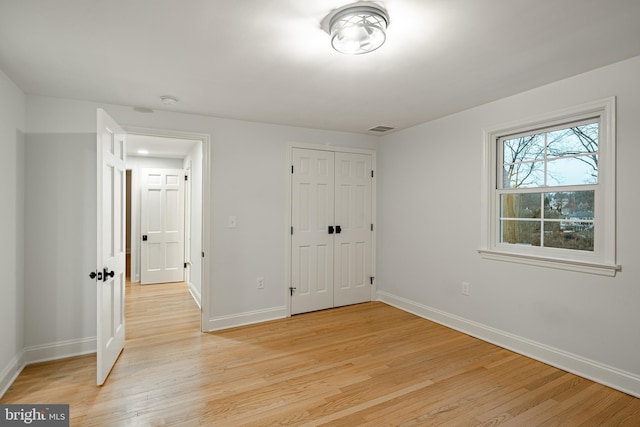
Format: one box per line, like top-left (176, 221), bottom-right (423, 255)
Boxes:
top-left (1, 0), bottom-right (639, 135)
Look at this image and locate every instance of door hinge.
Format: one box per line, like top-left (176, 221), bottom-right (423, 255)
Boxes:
top-left (291, 165), bottom-right (294, 174)
top-left (202, 251), bottom-right (205, 258)
top-left (291, 226), bottom-right (293, 235)
top-left (371, 223), bottom-right (374, 231)
top-left (185, 175), bottom-right (188, 181)
top-left (184, 262), bottom-right (187, 268)
top-left (370, 276), bottom-right (375, 285)
top-left (371, 170), bottom-right (374, 178)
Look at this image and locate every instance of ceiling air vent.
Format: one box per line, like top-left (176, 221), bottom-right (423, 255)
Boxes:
top-left (368, 125), bottom-right (395, 133)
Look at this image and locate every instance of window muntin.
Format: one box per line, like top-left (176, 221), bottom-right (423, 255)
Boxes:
top-left (497, 120), bottom-right (598, 253)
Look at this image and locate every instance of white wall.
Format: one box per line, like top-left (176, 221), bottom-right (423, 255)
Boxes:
top-left (377, 55), bottom-right (640, 396)
top-left (24, 133), bottom-right (97, 358)
top-left (24, 95), bottom-right (379, 354)
top-left (184, 143), bottom-right (203, 306)
top-left (127, 155), bottom-right (185, 283)
top-left (0, 69), bottom-right (25, 395)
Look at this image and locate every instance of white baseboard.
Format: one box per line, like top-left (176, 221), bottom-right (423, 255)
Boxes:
top-left (204, 306), bottom-right (287, 332)
top-left (0, 337), bottom-right (96, 399)
top-left (0, 351), bottom-right (26, 398)
top-left (188, 282), bottom-right (201, 309)
top-left (24, 337), bottom-right (96, 365)
top-left (377, 291), bottom-right (640, 399)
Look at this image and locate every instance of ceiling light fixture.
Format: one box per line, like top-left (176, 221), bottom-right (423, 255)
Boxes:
top-left (326, 3), bottom-right (389, 55)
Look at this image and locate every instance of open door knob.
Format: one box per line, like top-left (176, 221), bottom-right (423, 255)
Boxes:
top-left (89, 270), bottom-right (103, 281)
top-left (103, 268), bottom-right (115, 282)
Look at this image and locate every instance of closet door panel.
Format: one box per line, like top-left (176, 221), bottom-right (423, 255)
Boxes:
top-left (291, 148), bottom-right (335, 314)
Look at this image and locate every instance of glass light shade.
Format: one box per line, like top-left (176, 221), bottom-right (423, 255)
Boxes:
top-left (329, 6), bottom-right (388, 55)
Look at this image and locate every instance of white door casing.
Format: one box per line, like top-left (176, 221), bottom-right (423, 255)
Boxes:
top-left (290, 148), bottom-right (373, 315)
top-left (140, 168), bottom-right (185, 284)
top-left (96, 109), bottom-right (126, 385)
top-left (184, 165), bottom-right (192, 286)
top-left (334, 152), bottom-right (372, 307)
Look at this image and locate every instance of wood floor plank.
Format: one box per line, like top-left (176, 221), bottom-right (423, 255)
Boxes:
top-left (1, 281), bottom-right (639, 426)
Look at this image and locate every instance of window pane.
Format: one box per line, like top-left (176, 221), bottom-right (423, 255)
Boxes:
top-left (500, 220), bottom-right (540, 246)
top-left (543, 191), bottom-right (595, 220)
top-left (503, 134), bottom-right (545, 163)
top-left (547, 156), bottom-right (598, 186)
top-left (501, 193), bottom-right (541, 218)
top-left (547, 123), bottom-right (598, 158)
top-left (543, 221), bottom-right (594, 251)
top-left (502, 161), bottom-right (544, 188)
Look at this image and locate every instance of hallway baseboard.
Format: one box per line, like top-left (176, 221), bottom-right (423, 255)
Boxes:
top-left (24, 337), bottom-right (96, 366)
top-left (188, 281), bottom-right (201, 308)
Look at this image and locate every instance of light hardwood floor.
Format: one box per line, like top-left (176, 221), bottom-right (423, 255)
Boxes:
top-left (2, 282), bottom-right (639, 426)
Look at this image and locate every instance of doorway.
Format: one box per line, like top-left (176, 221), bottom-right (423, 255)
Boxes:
top-left (96, 111), bottom-right (211, 384)
top-left (124, 131), bottom-right (207, 312)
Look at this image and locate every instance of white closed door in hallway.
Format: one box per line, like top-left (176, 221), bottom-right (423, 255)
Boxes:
top-left (140, 168), bottom-right (185, 284)
top-left (290, 148), bottom-right (373, 315)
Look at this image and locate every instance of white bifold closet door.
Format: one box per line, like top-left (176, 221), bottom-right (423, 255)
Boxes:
top-left (291, 148), bottom-right (372, 315)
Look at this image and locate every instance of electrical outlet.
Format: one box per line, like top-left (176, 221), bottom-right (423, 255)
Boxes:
top-left (462, 282), bottom-right (470, 296)
top-left (257, 277), bottom-right (264, 289)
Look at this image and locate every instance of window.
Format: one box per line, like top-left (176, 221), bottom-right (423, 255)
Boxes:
top-left (480, 98), bottom-right (619, 276)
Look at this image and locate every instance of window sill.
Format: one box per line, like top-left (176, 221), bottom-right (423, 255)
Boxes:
top-left (478, 249), bottom-right (621, 277)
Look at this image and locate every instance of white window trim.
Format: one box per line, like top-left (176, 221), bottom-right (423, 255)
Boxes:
top-left (479, 97), bottom-right (620, 276)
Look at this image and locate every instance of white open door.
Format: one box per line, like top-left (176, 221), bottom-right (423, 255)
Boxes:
top-left (140, 168), bottom-right (185, 284)
top-left (96, 109), bottom-right (126, 385)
